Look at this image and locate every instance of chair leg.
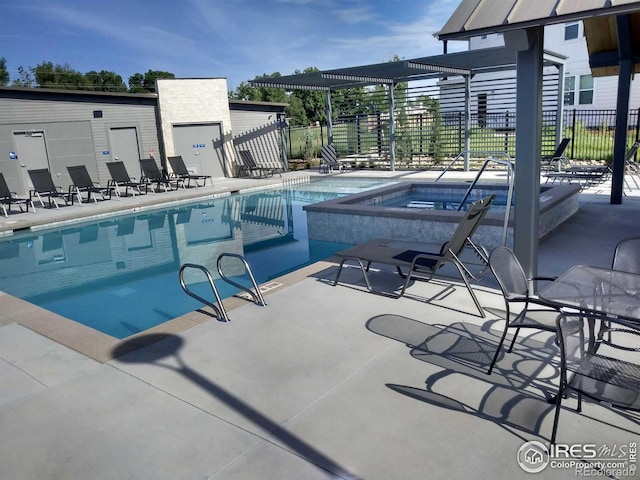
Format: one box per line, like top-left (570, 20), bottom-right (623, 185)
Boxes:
top-left (577, 392), bottom-right (582, 413)
top-left (507, 327), bottom-right (521, 352)
top-left (450, 260), bottom-right (485, 318)
top-left (550, 384), bottom-right (565, 444)
top-left (333, 258), bottom-right (372, 291)
top-left (487, 325), bottom-right (510, 375)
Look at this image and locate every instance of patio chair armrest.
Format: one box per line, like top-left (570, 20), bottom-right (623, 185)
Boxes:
top-left (530, 275), bottom-right (557, 282)
top-left (408, 252), bottom-right (441, 271)
top-left (527, 296), bottom-right (561, 310)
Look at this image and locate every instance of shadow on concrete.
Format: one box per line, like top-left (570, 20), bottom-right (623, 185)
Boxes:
top-left (112, 334), bottom-right (356, 479)
top-left (367, 314), bottom-right (558, 440)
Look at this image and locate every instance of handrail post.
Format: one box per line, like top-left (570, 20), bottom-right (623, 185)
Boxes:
top-left (179, 263), bottom-right (230, 322)
top-left (217, 253), bottom-right (267, 306)
top-left (457, 157), bottom-right (514, 247)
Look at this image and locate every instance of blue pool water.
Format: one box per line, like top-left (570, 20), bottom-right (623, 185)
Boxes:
top-left (0, 178), bottom-right (392, 338)
top-left (367, 186), bottom-right (511, 211)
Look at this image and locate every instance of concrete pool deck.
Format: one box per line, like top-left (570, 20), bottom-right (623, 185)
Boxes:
top-left (0, 169), bottom-right (639, 479)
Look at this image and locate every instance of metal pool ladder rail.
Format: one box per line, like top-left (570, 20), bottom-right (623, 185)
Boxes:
top-left (179, 254), bottom-right (267, 322)
top-left (458, 156), bottom-right (514, 247)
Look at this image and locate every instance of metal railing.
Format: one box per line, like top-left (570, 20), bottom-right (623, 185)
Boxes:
top-left (459, 157), bottom-right (514, 247)
top-left (179, 254), bottom-right (266, 323)
top-left (434, 150), bottom-right (512, 182)
top-left (435, 151), bottom-right (513, 247)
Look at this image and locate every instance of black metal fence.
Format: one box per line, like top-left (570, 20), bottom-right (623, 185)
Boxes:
top-left (286, 108), bottom-right (640, 167)
top-left (563, 109), bottom-right (640, 161)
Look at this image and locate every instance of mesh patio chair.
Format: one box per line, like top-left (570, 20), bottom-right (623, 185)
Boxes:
top-left (612, 237), bottom-right (640, 274)
top-left (550, 314), bottom-right (640, 444)
top-left (486, 246), bottom-right (560, 375)
top-left (0, 172), bottom-right (35, 216)
top-left (167, 155), bottom-right (212, 188)
top-left (139, 158), bottom-right (178, 193)
top-left (67, 165), bottom-right (111, 203)
top-left (27, 168), bottom-right (74, 209)
top-left (106, 161), bottom-right (148, 197)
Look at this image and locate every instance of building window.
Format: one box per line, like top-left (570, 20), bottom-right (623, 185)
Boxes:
top-left (564, 75), bottom-right (594, 105)
top-left (564, 23), bottom-right (579, 40)
top-left (578, 75), bottom-right (594, 104)
top-left (564, 76), bottom-right (575, 105)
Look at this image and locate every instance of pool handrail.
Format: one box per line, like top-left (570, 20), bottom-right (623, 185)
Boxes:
top-left (179, 263), bottom-right (230, 322)
top-left (179, 254), bottom-right (266, 322)
top-left (457, 157), bottom-right (514, 247)
top-left (435, 151), bottom-right (512, 182)
top-left (216, 253), bottom-right (267, 307)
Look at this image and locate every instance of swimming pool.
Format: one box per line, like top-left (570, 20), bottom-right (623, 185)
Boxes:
top-left (0, 177), bottom-right (393, 339)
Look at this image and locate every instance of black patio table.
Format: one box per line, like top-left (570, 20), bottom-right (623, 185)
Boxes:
top-left (538, 265), bottom-right (640, 326)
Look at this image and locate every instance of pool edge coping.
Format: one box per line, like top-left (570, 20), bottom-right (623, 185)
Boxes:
top-left (0, 260), bottom-right (336, 363)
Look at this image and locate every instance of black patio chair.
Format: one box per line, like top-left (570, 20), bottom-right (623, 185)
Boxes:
top-left (333, 195), bottom-right (495, 318)
top-left (139, 158), bottom-right (178, 193)
top-left (0, 172), bottom-right (35, 216)
top-left (541, 137), bottom-right (571, 172)
top-left (106, 161), bottom-right (148, 197)
top-left (67, 165), bottom-right (112, 203)
top-left (167, 155), bottom-right (212, 188)
top-left (486, 246), bottom-right (560, 375)
top-left (237, 150), bottom-right (279, 178)
top-left (319, 144), bottom-right (347, 173)
top-left (27, 168), bottom-right (74, 209)
top-left (550, 314), bottom-right (640, 444)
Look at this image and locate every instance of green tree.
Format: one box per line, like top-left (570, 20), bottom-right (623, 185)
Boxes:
top-left (419, 95), bottom-right (444, 162)
top-left (31, 61), bottom-right (88, 89)
top-left (85, 70), bottom-right (127, 92)
top-left (330, 87), bottom-right (368, 118)
top-left (128, 73), bottom-right (145, 92)
top-left (289, 67), bottom-right (326, 125)
top-left (0, 57), bottom-right (9, 86)
top-left (11, 66), bottom-right (34, 87)
top-left (230, 72), bottom-right (287, 103)
top-left (286, 95), bottom-right (309, 126)
top-left (128, 70), bottom-right (175, 93)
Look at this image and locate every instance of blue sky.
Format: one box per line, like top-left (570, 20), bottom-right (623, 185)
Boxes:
top-left (1, 0), bottom-right (466, 91)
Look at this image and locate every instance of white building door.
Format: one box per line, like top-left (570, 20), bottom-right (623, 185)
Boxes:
top-left (13, 131), bottom-right (49, 194)
top-left (109, 127), bottom-right (142, 178)
top-left (172, 123), bottom-right (226, 178)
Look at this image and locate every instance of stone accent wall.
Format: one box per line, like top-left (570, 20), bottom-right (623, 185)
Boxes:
top-left (156, 78), bottom-right (236, 176)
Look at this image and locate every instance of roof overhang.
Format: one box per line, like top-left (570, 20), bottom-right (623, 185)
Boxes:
top-left (251, 47), bottom-right (565, 91)
top-left (436, 0), bottom-right (640, 78)
top-left (584, 13), bottom-right (640, 77)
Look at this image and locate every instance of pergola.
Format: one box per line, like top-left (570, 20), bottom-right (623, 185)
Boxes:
top-left (252, 47), bottom-right (566, 171)
top-left (437, 0), bottom-right (640, 278)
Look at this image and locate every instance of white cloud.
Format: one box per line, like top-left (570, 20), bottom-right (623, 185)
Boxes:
top-left (332, 6), bottom-right (377, 24)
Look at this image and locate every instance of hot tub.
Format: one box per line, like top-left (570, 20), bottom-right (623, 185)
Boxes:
top-left (303, 181), bottom-right (581, 250)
